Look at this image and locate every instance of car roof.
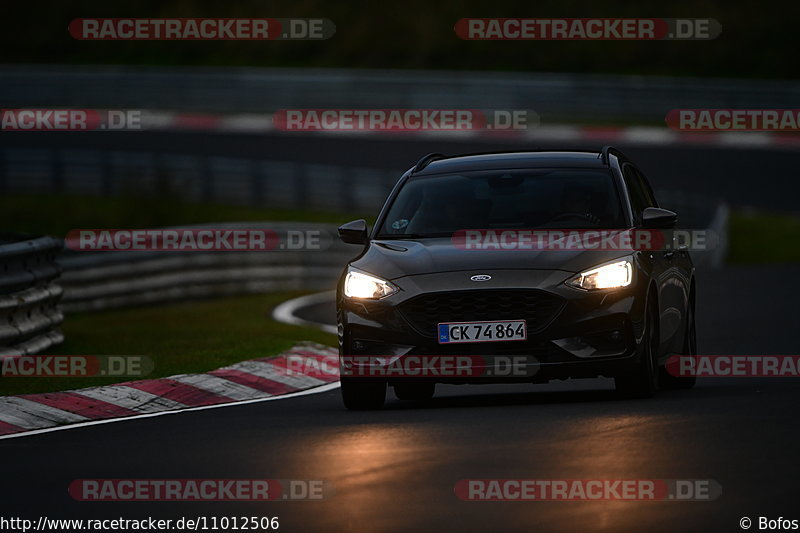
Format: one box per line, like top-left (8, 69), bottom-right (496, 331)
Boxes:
top-left (414, 150), bottom-right (608, 176)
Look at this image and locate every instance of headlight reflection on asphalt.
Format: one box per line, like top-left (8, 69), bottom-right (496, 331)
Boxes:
top-left (280, 427), bottom-right (429, 527)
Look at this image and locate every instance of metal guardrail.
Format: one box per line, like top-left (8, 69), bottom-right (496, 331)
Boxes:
top-left (58, 222), bottom-right (354, 312)
top-left (0, 149), bottom-right (731, 242)
top-left (2, 66), bottom-right (800, 122)
top-left (57, 200), bottom-right (727, 314)
top-left (0, 234), bottom-right (64, 356)
top-left (0, 148), bottom-right (397, 213)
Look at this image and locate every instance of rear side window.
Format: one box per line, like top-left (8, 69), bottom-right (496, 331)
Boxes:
top-left (622, 164), bottom-right (653, 225)
top-left (633, 167), bottom-right (658, 208)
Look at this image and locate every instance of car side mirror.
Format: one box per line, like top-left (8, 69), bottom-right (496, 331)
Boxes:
top-left (338, 219), bottom-right (369, 245)
top-left (642, 207), bottom-right (678, 229)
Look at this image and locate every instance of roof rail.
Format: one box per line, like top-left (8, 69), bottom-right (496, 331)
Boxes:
top-left (598, 145), bottom-right (627, 165)
top-left (412, 153), bottom-right (446, 173)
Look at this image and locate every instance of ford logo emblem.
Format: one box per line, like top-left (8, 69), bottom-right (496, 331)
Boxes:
top-left (470, 274), bottom-right (492, 282)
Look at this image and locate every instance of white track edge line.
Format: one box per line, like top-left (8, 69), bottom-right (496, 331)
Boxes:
top-left (272, 291), bottom-right (338, 335)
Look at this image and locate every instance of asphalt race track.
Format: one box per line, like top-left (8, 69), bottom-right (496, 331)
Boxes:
top-left (1, 266), bottom-right (799, 532)
top-left (1, 134), bottom-right (798, 532)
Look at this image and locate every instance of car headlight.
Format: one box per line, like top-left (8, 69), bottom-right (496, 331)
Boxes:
top-left (566, 258), bottom-right (633, 290)
top-left (344, 269), bottom-right (398, 299)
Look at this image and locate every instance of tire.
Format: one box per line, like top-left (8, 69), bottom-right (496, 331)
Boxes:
top-left (615, 299), bottom-right (659, 398)
top-left (340, 378), bottom-right (386, 410)
top-left (394, 382), bottom-right (436, 402)
top-left (660, 291), bottom-right (697, 390)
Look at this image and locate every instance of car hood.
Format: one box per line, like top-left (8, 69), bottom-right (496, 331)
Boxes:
top-left (352, 238), bottom-right (632, 280)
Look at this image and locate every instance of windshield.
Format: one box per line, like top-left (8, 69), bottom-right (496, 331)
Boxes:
top-left (376, 169), bottom-right (625, 238)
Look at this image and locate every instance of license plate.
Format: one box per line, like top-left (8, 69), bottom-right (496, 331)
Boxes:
top-left (437, 320), bottom-right (527, 344)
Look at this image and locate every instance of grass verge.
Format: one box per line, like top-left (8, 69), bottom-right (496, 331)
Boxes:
top-left (728, 211), bottom-right (800, 264)
top-left (1, 292), bottom-right (336, 397)
top-left (0, 193), bottom-right (373, 238)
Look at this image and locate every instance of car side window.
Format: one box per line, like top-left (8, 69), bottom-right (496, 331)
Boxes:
top-left (633, 167), bottom-right (658, 208)
top-left (622, 164), bottom-right (649, 226)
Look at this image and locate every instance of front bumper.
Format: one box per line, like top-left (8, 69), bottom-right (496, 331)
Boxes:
top-left (338, 269), bottom-right (647, 384)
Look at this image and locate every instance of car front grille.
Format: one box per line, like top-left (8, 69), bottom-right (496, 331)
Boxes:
top-left (397, 289), bottom-right (565, 338)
